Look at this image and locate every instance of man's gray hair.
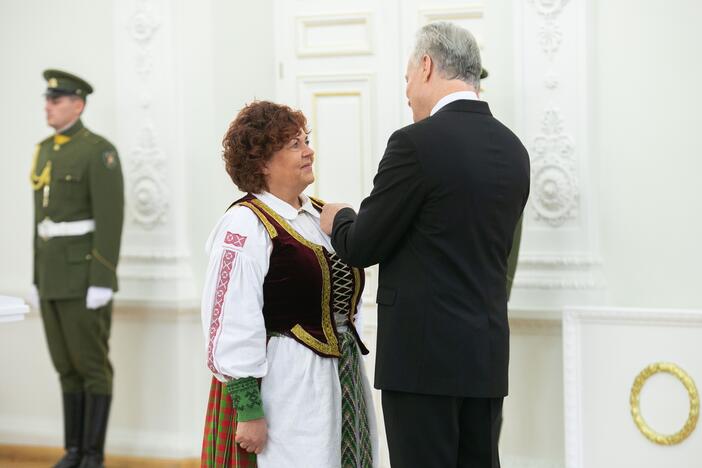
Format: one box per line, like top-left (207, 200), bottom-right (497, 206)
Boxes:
top-left (411, 22), bottom-right (482, 88)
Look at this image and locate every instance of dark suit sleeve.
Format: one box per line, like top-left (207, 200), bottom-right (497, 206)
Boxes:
top-left (331, 129), bottom-right (427, 267)
top-left (506, 214), bottom-right (523, 300)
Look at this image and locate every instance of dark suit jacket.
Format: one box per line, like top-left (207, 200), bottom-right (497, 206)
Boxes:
top-left (331, 99), bottom-right (530, 397)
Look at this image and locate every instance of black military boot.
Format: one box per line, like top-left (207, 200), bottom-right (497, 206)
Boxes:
top-left (78, 394), bottom-right (111, 468)
top-left (54, 392), bottom-right (85, 468)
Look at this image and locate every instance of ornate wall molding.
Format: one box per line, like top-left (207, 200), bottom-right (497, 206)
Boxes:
top-left (114, 0), bottom-right (195, 303)
top-left (125, 0), bottom-right (169, 229)
top-left (525, 0), bottom-right (579, 227)
top-left (512, 0), bottom-right (604, 312)
top-left (530, 108), bottom-right (578, 226)
top-left (120, 247), bottom-right (190, 260)
top-left (515, 278), bottom-right (599, 290)
top-left (565, 307), bottom-right (702, 327)
top-left (530, 0), bottom-right (570, 18)
top-left (129, 125), bottom-right (169, 227)
top-left (519, 254), bottom-right (601, 268)
top-left (538, 21), bottom-right (563, 59)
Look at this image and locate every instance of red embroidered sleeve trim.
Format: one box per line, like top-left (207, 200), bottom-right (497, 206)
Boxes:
top-left (224, 231), bottom-right (247, 248)
top-left (207, 248), bottom-right (237, 377)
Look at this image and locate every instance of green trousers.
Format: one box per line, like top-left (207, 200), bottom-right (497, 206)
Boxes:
top-left (40, 298), bottom-right (113, 395)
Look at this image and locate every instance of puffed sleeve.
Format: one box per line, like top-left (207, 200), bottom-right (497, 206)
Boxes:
top-left (201, 205), bottom-right (272, 381)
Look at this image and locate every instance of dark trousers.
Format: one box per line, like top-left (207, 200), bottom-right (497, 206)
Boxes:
top-left (382, 390), bottom-right (503, 468)
top-left (40, 298), bottom-right (113, 395)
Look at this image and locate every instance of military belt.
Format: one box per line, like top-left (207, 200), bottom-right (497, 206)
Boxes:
top-left (37, 218), bottom-right (95, 240)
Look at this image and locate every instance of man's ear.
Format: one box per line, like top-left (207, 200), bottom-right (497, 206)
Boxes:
top-left (74, 98), bottom-right (86, 115)
top-left (422, 54), bottom-right (433, 82)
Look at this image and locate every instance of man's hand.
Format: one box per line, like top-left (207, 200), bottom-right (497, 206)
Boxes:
top-left (320, 203), bottom-right (353, 235)
top-left (235, 418), bottom-right (268, 454)
top-left (86, 286), bottom-right (113, 310)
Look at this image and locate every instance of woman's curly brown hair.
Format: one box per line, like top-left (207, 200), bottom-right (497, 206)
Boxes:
top-left (222, 101), bottom-right (308, 193)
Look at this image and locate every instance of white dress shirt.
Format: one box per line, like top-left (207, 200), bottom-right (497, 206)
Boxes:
top-left (201, 191), bottom-right (377, 467)
top-left (430, 90), bottom-right (480, 116)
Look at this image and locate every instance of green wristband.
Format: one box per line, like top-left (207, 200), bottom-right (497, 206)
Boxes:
top-left (225, 377), bottom-right (264, 422)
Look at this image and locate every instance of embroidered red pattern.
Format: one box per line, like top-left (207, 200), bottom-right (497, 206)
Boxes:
top-left (207, 249), bottom-right (237, 376)
top-left (224, 231), bottom-right (247, 248)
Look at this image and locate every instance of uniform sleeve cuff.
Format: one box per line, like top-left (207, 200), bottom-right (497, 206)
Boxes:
top-left (225, 377), bottom-right (264, 422)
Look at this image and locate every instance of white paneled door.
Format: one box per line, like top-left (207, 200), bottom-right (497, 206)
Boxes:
top-left (275, 0), bottom-right (403, 210)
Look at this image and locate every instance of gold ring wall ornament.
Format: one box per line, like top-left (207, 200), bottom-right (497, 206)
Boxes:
top-left (630, 362), bottom-right (699, 445)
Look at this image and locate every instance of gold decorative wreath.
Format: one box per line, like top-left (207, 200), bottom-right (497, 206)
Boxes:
top-left (630, 362), bottom-right (699, 445)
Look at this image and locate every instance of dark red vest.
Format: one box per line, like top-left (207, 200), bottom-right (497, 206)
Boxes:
top-left (233, 194), bottom-right (367, 358)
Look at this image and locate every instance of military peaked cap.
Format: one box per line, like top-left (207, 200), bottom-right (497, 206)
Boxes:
top-left (43, 69), bottom-right (93, 98)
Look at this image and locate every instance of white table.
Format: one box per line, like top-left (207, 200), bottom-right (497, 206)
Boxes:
top-left (0, 295), bottom-right (30, 323)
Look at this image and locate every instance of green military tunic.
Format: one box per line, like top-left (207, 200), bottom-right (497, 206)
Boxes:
top-left (31, 118), bottom-right (124, 395)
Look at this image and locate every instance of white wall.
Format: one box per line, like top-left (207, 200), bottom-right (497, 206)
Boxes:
top-left (184, 0), bottom-right (276, 287)
top-left (593, 0), bottom-right (702, 309)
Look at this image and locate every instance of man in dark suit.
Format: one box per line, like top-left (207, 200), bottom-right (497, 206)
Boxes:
top-left (320, 22), bottom-right (530, 468)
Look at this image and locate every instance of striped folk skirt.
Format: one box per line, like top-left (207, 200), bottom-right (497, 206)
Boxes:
top-left (201, 331), bottom-right (373, 467)
top-left (201, 376), bottom-right (257, 467)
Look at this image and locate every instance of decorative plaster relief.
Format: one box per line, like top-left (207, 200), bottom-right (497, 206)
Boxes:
top-left (128, 0), bottom-right (160, 45)
top-left (530, 0), bottom-right (570, 19)
top-left (530, 108), bottom-right (578, 226)
top-left (129, 125), bottom-right (169, 228)
top-left (125, 0), bottom-right (169, 229)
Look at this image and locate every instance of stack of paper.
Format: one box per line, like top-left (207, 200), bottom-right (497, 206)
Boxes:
top-left (0, 295), bottom-right (30, 323)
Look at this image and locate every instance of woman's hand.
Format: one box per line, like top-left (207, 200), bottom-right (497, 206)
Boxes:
top-left (235, 417), bottom-right (268, 454)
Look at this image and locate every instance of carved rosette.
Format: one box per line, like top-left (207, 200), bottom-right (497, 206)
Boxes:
top-left (125, 0), bottom-right (168, 229)
top-left (129, 126), bottom-right (169, 227)
top-left (530, 108), bottom-right (578, 226)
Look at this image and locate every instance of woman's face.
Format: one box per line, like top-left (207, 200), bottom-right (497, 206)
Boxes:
top-left (264, 128), bottom-right (315, 194)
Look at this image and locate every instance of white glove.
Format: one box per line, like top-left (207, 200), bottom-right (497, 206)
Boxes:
top-left (28, 285), bottom-right (40, 310)
top-left (86, 286), bottom-right (113, 310)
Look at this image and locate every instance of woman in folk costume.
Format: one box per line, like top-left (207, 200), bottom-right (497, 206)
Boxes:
top-left (200, 100), bottom-right (377, 468)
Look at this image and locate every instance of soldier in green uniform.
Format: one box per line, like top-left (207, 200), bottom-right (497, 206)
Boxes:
top-left (29, 69), bottom-right (123, 468)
